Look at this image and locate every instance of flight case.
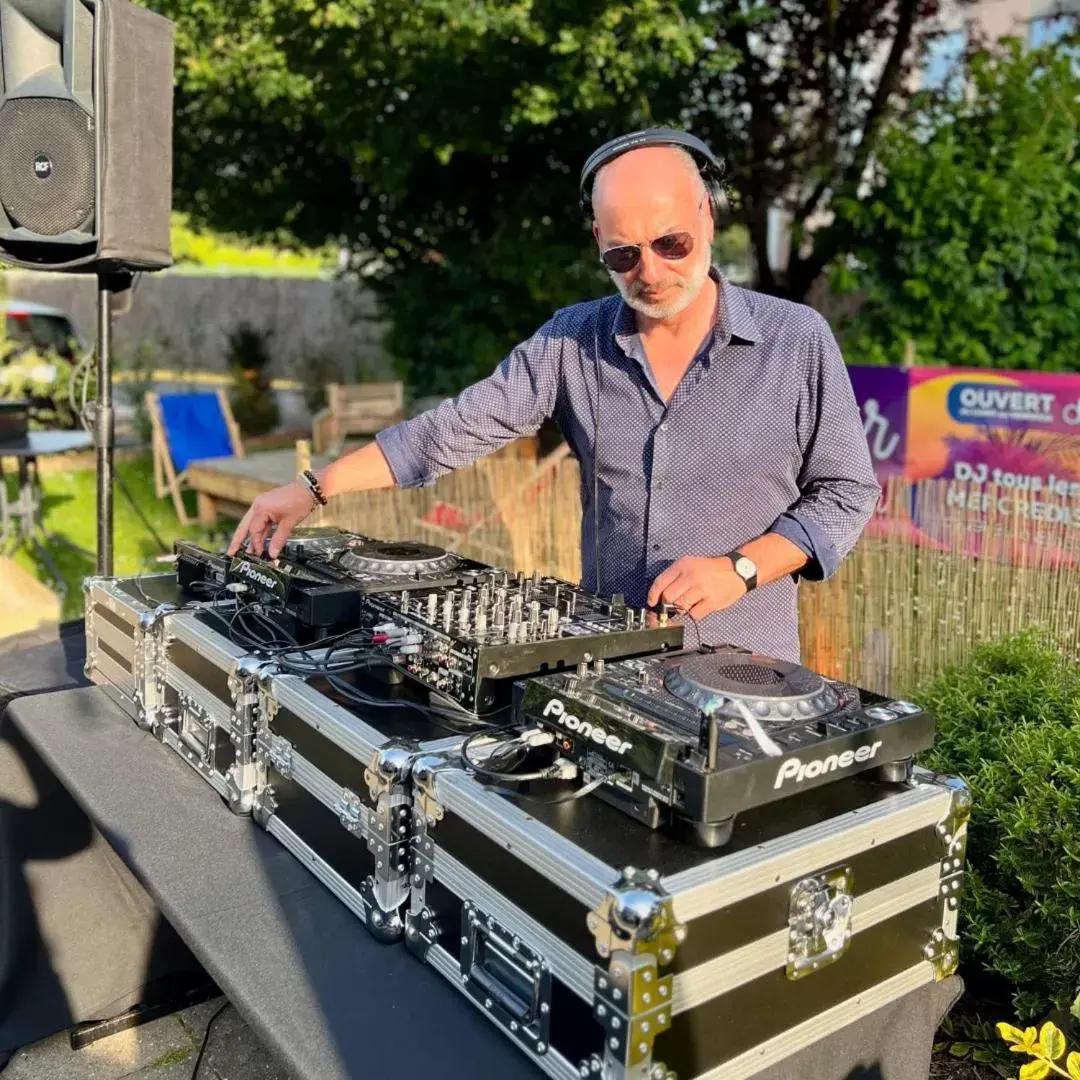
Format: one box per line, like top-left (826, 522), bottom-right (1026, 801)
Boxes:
top-left (405, 756), bottom-right (969, 1080)
top-left (83, 573), bottom-right (184, 717)
top-left (137, 605), bottom-right (268, 813)
top-left (251, 665), bottom-right (484, 943)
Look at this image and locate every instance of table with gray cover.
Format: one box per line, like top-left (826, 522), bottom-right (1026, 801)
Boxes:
top-left (0, 626), bottom-right (961, 1079)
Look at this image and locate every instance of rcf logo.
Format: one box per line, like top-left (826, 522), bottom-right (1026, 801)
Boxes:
top-left (33, 154), bottom-right (53, 179)
top-left (541, 698), bottom-right (633, 756)
top-left (773, 741), bottom-right (883, 789)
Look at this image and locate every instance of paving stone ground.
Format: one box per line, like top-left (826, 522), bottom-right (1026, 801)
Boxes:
top-left (0, 558), bottom-right (61, 640)
top-left (2, 997), bottom-right (295, 1080)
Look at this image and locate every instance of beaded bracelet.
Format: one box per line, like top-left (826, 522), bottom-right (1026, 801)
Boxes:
top-left (298, 469), bottom-right (328, 507)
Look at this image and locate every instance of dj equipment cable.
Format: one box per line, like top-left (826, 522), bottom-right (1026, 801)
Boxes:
top-left (193, 587), bottom-right (506, 735)
top-left (458, 727), bottom-right (626, 805)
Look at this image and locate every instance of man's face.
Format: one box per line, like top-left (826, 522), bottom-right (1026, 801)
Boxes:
top-left (591, 146), bottom-right (714, 321)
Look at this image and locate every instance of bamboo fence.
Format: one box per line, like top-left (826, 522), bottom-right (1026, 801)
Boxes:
top-left (313, 443), bottom-right (1080, 698)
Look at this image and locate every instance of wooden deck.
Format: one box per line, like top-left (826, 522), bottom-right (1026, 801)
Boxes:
top-left (185, 448), bottom-right (335, 525)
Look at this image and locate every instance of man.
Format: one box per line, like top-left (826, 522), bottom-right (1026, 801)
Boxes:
top-left (228, 129), bottom-right (880, 663)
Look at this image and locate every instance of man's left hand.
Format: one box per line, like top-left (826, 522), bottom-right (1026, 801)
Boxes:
top-left (647, 556), bottom-right (747, 621)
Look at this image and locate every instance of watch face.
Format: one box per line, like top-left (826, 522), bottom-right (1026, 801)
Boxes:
top-left (734, 556), bottom-right (756, 578)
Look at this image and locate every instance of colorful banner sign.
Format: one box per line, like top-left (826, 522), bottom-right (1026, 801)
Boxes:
top-left (902, 367), bottom-right (1080, 560)
top-left (848, 365), bottom-right (909, 477)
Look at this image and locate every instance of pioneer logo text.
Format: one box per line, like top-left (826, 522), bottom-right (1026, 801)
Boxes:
top-left (233, 561), bottom-right (280, 593)
top-left (773, 741), bottom-right (883, 789)
top-left (541, 698), bottom-right (633, 756)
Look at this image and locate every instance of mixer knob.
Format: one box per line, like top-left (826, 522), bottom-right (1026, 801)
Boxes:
top-left (544, 607), bottom-right (559, 638)
top-left (637, 670), bottom-right (649, 687)
top-left (427, 593), bottom-right (438, 622)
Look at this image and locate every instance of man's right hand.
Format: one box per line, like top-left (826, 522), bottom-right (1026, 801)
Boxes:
top-left (227, 480), bottom-right (316, 560)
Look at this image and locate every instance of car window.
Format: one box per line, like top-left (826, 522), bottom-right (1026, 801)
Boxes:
top-left (5, 314), bottom-right (78, 359)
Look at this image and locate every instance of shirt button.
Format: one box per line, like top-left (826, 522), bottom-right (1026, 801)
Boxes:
top-left (652, 543), bottom-right (661, 551)
top-left (659, 422), bottom-right (668, 432)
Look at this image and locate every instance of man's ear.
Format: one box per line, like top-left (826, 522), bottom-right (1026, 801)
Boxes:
top-left (592, 222), bottom-right (602, 249)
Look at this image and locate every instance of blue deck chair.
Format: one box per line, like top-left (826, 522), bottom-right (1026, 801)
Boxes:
top-left (145, 388), bottom-right (244, 524)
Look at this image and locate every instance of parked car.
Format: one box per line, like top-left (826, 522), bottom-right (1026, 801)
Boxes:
top-left (2, 299), bottom-right (84, 363)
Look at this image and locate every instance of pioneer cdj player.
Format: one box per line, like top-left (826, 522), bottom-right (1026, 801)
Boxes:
top-left (515, 644), bottom-right (936, 845)
top-left (176, 529), bottom-right (495, 636)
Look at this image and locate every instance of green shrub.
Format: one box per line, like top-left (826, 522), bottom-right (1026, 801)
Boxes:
top-left (118, 338), bottom-right (160, 446)
top-left (917, 628), bottom-right (1080, 1020)
top-left (0, 343), bottom-right (78, 428)
top-left (226, 322), bottom-right (280, 437)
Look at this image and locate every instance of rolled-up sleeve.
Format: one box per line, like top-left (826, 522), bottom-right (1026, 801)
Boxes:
top-left (375, 315), bottom-right (563, 488)
top-left (770, 312), bottom-right (881, 580)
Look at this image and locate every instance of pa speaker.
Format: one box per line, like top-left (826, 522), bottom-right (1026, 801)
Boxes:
top-left (0, 0), bottom-right (174, 273)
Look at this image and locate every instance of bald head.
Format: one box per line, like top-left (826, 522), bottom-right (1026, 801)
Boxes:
top-left (590, 145), bottom-right (715, 322)
top-left (591, 145), bottom-right (707, 219)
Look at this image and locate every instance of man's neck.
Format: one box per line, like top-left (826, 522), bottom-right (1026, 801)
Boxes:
top-left (635, 274), bottom-right (720, 340)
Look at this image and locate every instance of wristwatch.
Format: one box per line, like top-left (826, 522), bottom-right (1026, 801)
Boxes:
top-left (725, 548), bottom-right (758, 592)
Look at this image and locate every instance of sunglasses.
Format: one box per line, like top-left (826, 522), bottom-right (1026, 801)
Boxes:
top-left (599, 231), bottom-right (695, 274)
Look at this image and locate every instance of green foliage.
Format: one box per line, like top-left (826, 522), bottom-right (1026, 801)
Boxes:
top-left (148, 0), bottom-right (961, 393)
top-left (917, 628), bottom-right (1080, 1019)
top-left (0, 344), bottom-right (78, 429)
top-left (225, 323), bottom-right (280, 437)
top-left (16, 455), bottom-right (218, 620)
top-left (935, 1010), bottom-right (1016, 1070)
top-left (170, 212), bottom-right (335, 277)
top-left (118, 338), bottom-right (162, 446)
top-left (152, 0), bottom-right (723, 395)
top-left (827, 36), bottom-right (1080, 370)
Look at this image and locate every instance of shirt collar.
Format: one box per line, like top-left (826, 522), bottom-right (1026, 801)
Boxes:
top-left (611, 265), bottom-right (761, 366)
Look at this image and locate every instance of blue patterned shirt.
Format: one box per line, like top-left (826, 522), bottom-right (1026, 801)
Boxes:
top-left (376, 268), bottom-right (880, 663)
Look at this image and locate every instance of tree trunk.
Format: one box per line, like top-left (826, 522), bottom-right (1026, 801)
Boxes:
top-left (746, 204), bottom-right (777, 295)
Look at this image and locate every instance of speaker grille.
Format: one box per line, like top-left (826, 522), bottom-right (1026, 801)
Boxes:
top-left (0, 98), bottom-right (95, 237)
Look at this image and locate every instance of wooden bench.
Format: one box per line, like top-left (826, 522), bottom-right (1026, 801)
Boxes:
top-left (312, 382), bottom-right (406, 454)
top-left (184, 444), bottom-right (333, 527)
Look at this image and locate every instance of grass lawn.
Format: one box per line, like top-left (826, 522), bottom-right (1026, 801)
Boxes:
top-left (10, 454), bottom-right (231, 621)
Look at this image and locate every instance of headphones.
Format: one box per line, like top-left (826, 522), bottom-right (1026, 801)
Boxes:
top-left (578, 127), bottom-right (726, 223)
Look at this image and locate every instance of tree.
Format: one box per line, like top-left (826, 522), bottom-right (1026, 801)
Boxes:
top-left (689, 0), bottom-right (976, 300)
top-left (824, 35), bottom-right (1080, 371)
top-left (150, 0), bottom-right (965, 395)
top-left (153, 0), bottom-right (728, 395)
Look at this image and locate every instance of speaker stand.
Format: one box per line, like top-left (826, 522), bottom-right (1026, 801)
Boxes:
top-left (95, 272), bottom-right (133, 577)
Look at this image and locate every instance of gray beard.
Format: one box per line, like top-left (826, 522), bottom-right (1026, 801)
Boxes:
top-left (610, 249), bottom-right (712, 321)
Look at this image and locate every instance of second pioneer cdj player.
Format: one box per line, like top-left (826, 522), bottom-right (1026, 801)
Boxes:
top-left (227, 129), bottom-right (880, 664)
